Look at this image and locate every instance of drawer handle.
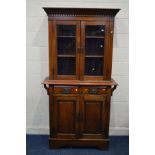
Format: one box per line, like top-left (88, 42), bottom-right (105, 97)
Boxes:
top-left (89, 88), bottom-right (97, 94)
top-left (62, 88), bottom-right (70, 94)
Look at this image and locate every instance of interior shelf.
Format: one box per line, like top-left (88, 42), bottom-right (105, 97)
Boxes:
top-left (57, 36), bottom-right (76, 38)
top-left (57, 54), bottom-right (76, 57)
top-left (85, 36), bottom-right (104, 39)
top-left (85, 55), bottom-right (103, 58)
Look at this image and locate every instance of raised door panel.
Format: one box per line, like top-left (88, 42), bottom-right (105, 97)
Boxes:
top-left (52, 21), bottom-right (80, 80)
top-left (53, 96), bottom-right (79, 138)
top-left (80, 95), bottom-right (108, 138)
top-left (84, 101), bottom-right (102, 133)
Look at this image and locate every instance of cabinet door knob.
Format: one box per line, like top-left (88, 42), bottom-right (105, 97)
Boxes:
top-left (81, 46), bottom-right (84, 52)
top-left (110, 31), bottom-right (113, 34)
top-left (76, 113), bottom-right (83, 122)
top-left (77, 47), bottom-right (81, 53)
top-left (77, 47), bottom-right (84, 53)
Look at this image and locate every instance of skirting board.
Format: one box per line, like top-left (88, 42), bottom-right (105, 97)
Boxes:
top-left (26, 127), bottom-right (129, 136)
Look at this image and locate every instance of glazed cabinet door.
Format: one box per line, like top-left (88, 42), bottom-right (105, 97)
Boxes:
top-left (53, 96), bottom-right (79, 138)
top-left (52, 21), bottom-right (80, 80)
top-left (80, 95), bottom-right (109, 138)
top-left (80, 21), bottom-right (109, 80)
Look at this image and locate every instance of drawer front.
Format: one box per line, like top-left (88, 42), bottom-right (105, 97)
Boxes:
top-left (54, 86), bottom-right (79, 94)
top-left (82, 87), bottom-right (107, 95)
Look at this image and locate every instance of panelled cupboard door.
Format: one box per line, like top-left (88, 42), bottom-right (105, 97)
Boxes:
top-left (80, 21), bottom-right (109, 80)
top-left (80, 95), bottom-right (108, 138)
top-left (53, 21), bottom-right (80, 80)
top-left (53, 96), bottom-right (79, 139)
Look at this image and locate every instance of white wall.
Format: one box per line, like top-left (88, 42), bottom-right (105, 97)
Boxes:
top-left (26, 0), bottom-right (129, 135)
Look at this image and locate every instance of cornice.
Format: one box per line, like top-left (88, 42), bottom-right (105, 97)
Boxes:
top-left (43, 8), bottom-right (120, 17)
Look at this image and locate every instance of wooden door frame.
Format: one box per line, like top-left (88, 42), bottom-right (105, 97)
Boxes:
top-left (53, 95), bottom-right (80, 138)
top-left (80, 94), bottom-right (108, 138)
top-left (80, 21), bottom-right (110, 81)
top-left (52, 20), bottom-right (81, 80)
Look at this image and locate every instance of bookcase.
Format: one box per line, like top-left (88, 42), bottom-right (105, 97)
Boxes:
top-left (42, 8), bottom-right (120, 149)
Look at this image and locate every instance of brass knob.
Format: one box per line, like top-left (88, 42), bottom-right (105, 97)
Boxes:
top-left (110, 31), bottom-right (113, 34)
top-left (84, 88), bottom-right (89, 93)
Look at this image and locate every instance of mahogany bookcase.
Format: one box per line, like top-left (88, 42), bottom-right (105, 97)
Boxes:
top-left (42, 8), bottom-right (120, 149)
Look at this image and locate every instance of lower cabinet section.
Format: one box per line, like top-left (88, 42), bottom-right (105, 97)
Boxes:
top-left (48, 85), bottom-right (111, 149)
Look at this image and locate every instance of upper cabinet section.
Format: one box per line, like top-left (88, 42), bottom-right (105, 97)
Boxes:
top-left (43, 8), bottom-right (120, 80)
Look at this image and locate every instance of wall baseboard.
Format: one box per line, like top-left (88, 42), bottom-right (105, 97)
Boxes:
top-left (26, 127), bottom-right (129, 136)
top-left (109, 127), bottom-right (129, 135)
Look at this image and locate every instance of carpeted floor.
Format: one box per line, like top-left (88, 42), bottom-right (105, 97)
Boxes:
top-left (26, 135), bottom-right (129, 155)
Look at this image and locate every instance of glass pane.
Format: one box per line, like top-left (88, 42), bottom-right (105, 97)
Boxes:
top-left (57, 25), bottom-right (76, 76)
top-left (86, 25), bottom-right (105, 36)
top-left (84, 25), bottom-right (105, 76)
top-left (57, 37), bottom-right (76, 55)
top-left (57, 57), bottom-right (76, 75)
top-left (85, 38), bottom-right (104, 55)
top-left (85, 58), bottom-right (103, 76)
top-left (57, 25), bottom-right (76, 36)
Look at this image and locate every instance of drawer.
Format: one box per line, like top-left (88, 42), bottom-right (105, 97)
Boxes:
top-left (82, 87), bottom-right (107, 95)
top-left (54, 86), bottom-right (79, 94)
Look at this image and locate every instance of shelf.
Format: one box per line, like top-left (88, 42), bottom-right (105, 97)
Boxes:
top-left (58, 55), bottom-right (103, 58)
top-left (57, 36), bottom-right (76, 38)
top-left (57, 54), bottom-right (76, 57)
top-left (85, 55), bottom-right (103, 58)
top-left (85, 36), bottom-right (104, 39)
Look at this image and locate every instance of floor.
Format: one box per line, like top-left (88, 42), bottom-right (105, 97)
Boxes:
top-left (26, 135), bottom-right (129, 155)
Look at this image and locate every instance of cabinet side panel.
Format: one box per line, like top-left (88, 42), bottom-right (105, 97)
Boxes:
top-left (49, 94), bottom-right (54, 137)
top-left (48, 20), bottom-right (53, 80)
top-left (104, 88), bottom-right (112, 137)
top-left (104, 17), bottom-right (114, 80)
top-left (48, 20), bottom-right (55, 80)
